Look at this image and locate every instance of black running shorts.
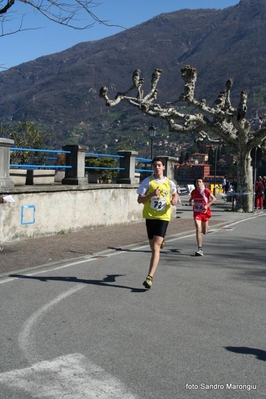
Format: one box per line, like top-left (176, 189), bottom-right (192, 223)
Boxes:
top-left (145, 219), bottom-right (169, 240)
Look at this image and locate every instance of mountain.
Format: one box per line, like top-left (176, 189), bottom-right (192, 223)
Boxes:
top-left (0, 0), bottom-right (266, 152)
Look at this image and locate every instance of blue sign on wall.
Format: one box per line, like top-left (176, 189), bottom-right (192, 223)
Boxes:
top-left (21, 205), bottom-right (36, 225)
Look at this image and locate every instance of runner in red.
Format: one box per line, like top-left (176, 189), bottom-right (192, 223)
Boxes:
top-left (189, 177), bottom-right (216, 256)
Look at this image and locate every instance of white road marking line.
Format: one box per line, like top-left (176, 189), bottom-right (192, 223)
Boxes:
top-left (19, 284), bottom-right (85, 364)
top-left (222, 212), bottom-right (266, 228)
top-left (0, 353), bottom-right (138, 399)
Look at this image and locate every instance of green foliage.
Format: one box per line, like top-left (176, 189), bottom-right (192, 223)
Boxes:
top-left (3, 122), bottom-right (51, 165)
top-left (116, 139), bottom-right (138, 151)
top-left (85, 157), bottom-right (118, 183)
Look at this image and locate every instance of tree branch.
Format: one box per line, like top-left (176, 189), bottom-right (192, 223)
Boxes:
top-left (99, 64), bottom-right (266, 153)
top-left (0, 0), bottom-right (126, 36)
top-left (0, 0), bottom-right (14, 15)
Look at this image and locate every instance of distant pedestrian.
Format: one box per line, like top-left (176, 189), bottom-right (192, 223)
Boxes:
top-left (263, 177), bottom-right (266, 209)
top-left (231, 177), bottom-right (238, 194)
top-left (0, 196), bottom-right (7, 251)
top-left (222, 175), bottom-right (227, 193)
top-left (224, 178), bottom-right (231, 201)
top-left (176, 183), bottom-right (182, 205)
top-left (255, 176), bottom-right (264, 210)
top-left (230, 177), bottom-right (238, 207)
top-left (137, 157), bottom-right (178, 289)
top-left (189, 177), bottom-right (216, 256)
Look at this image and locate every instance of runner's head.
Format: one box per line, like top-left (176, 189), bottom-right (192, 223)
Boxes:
top-left (194, 177), bottom-right (204, 190)
top-left (152, 157), bottom-right (165, 166)
top-left (152, 157), bottom-right (165, 178)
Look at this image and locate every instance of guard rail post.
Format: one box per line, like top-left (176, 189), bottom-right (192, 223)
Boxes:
top-left (62, 144), bottom-right (88, 185)
top-left (117, 150), bottom-right (138, 184)
top-left (0, 138), bottom-right (15, 190)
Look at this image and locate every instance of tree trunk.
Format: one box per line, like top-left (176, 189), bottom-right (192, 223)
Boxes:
top-left (236, 150), bottom-right (253, 212)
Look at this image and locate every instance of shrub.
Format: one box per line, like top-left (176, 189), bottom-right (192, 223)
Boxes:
top-left (85, 157), bottom-right (118, 183)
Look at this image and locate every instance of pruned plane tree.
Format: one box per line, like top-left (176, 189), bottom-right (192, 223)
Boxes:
top-left (99, 65), bottom-right (266, 213)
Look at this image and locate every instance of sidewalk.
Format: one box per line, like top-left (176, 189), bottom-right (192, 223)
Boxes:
top-left (0, 197), bottom-right (249, 276)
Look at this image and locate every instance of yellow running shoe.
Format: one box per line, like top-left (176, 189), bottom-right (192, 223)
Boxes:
top-left (143, 275), bottom-right (153, 289)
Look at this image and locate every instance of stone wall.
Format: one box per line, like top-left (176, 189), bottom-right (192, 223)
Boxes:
top-left (0, 185), bottom-right (142, 242)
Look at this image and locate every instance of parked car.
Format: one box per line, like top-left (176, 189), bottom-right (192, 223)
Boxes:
top-left (177, 185), bottom-right (194, 195)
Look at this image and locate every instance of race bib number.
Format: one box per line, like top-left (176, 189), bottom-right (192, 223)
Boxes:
top-left (193, 201), bottom-right (205, 213)
top-left (150, 196), bottom-right (167, 211)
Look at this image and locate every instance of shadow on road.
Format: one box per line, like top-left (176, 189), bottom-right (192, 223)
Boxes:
top-left (9, 273), bottom-right (147, 293)
top-left (225, 346), bottom-right (266, 362)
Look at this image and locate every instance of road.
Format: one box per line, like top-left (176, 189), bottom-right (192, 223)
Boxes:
top-left (0, 212), bottom-right (265, 398)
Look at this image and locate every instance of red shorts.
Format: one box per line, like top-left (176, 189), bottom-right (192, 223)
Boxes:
top-left (194, 212), bottom-right (211, 222)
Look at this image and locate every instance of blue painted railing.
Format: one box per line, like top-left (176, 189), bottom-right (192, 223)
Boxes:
top-left (85, 152), bottom-right (124, 172)
top-left (10, 147), bottom-right (71, 169)
top-left (10, 164), bottom-right (72, 169)
top-left (9, 147), bottom-right (153, 175)
top-left (135, 157), bottom-right (152, 173)
top-left (86, 152), bottom-right (124, 159)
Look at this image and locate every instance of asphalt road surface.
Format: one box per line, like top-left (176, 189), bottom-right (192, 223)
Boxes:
top-left (0, 212), bottom-right (265, 399)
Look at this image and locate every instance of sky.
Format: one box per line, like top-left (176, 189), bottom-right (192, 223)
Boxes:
top-left (1, 0), bottom-right (239, 70)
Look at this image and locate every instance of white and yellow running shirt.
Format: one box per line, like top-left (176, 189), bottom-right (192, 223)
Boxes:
top-left (137, 175), bottom-right (176, 221)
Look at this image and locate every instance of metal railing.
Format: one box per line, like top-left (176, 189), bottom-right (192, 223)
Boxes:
top-left (135, 157), bottom-right (153, 173)
top-left (7, 146), bottom-right (156, 188)
top-left (10, 147), bottom-right (72, 169)
top-left (85, 152), bottom-right (124, 172)
top-left (9, 147), bottom-right (154, 176)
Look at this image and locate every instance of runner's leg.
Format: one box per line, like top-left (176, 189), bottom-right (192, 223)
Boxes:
top-left (148, 236), bottom-right (164, 277)
top-left (202, 220), bottom-right (208, 235)
top-left (194, 219), bottom-right (203, 248)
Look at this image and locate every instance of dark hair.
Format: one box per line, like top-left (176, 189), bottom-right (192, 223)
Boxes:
top-left (194, 176), bottom-right (204, 187)
top-left (152, 157), bottom-right (165, 166)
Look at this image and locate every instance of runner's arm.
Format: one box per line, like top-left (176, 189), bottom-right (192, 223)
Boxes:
top-left (138, 187), bottom-right (161, 204)
top-left (170, 192), bottom-right (178, 206)
top-left (205, 192), bottom-right (216, 208)
top-left (188, 193), bottom-right (194, 206)
top-left (169, 180), bottom-right (178, 206)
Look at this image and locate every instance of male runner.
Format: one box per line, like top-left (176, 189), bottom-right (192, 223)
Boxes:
top-left (189, 177), bottom-right (216, 256)
top-left (137, 157), bottom-right (178, 289)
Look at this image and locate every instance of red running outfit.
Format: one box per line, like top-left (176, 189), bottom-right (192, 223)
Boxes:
top-left (190, 187), bottom-right (213, 222)
top-left (255, 179), bottom-right (264, 209)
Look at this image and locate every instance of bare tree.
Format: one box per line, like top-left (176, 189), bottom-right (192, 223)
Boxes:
top-left (0, 0), bottom-right (123, 36)
top-left (99, 65), bottom-right (266, 213)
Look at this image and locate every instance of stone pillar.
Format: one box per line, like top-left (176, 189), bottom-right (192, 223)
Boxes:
top-left (163, 156), bottom-right (177, 181)
top-left (162, 156), bottom-right (178, 219)
top-left (62, 144), bottom-right (88, 185)
top-left (116, 150), bottom-right (138, 184)
top-left (0, 138), bottom-right (15, 190)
